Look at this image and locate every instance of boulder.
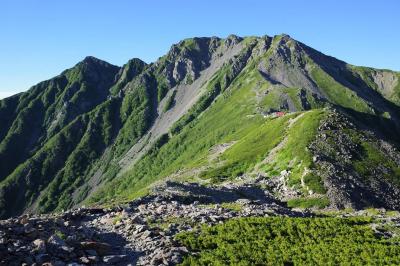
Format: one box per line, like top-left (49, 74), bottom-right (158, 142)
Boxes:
top-left (35, 253), bottom-right (51, 264)
top-left (80, 241), bottom-right (112, 256)
top-left (103, 255), bottom-right (128, 263)
top-left (33, 239), bottom-right (46, 253)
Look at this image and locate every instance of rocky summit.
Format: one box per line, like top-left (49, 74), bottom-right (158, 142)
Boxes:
top-left (1, 34), bottom-right (400, 265)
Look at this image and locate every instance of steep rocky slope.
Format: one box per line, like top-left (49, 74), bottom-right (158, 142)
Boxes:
top-left (1, 34), bottom-right (400, 221)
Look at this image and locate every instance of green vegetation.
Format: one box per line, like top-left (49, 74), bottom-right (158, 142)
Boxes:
top-left (352, 139), bottom-right (400, 186)
top-left (91, 40), bottom-right (331, 205)
top-left (199, 203), bottom-right (243, 212)
top-left (91, 54), bottom-right (266, 203)
top-left (386, 210), bottom-right (400, 217)
top-left (349, 66), bottom-right (379, 91)
top-left (0, 58), bottom-right (153, 217)
top-left (259, 87), bottom-right (323, 112)
top-left (220, 202), bottom-right (243, 212)
top-left (112, 214), bottom-right (123, 225)
top-left (177, 217), bottom-right (400, 265)
top-left (170, 81), bottom-right (221, 135)
top-left (262, 110), bottom-right (326, 191)
top-left (1, 34), bottom-right (400, 221)
top-left (0, 94), bottom-right (20, 143)
top-left (393, 73), bottom-right (400, 104)
top-left (200, 115), bottom-right (289, 180)
top-left (157, 81), bottom-right (169, 102)
top-left (168, 45), bottom-right (252, 136)
top-left (163, 90), bottom-right (177, 112)
top-left (287, 197), bottom-right (330, 209)
top-left (311, 66), bottom-right (373, 114)
top-left (54, 230), bottom-right (66, 240)
top-left (148, 216), bottom-right (194, 230)
top-left (350, 66), bottom-right (400, 105)
top-left (181, 38), bottom-right (199, 51)
top-left (110, 58), bottom-right (146, 95)
top-left (364, 207), bottom-right (381, 216)
top-left (113, 81), bottom-right (155, 158)
top-left (302, 172), bottom-right (326, 194)
top-left (259, 88), bottom-right (282, 110)
top-left (185, 73), bottom-right (194, 85)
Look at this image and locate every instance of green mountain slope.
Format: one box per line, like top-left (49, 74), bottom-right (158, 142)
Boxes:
top-left (1, 34), bottom-right (400, 218)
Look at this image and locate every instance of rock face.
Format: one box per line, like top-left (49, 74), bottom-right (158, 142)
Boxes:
top-left (0, 181), bottom-right (309, 265)
top-left (308, 110), bottom-right (400, 209)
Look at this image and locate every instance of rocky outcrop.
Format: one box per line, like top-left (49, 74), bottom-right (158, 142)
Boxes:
top-left (309, 109), bottom-right (400, 209)
top-left (258, 35), bottom-right (320, 94)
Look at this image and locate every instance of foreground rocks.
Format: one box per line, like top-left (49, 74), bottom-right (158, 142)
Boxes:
top-left (0, 207), bottom-right (132, 266)
top-left (0, 181), bottom-right (308, 265)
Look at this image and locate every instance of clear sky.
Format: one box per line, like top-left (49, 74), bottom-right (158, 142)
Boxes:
top-left (1, 0), bottom-right (399, 99)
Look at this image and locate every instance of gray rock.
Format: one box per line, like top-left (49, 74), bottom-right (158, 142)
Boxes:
top-left (48, 234), bottom-right (66, 247)
top-left (103, 255), bottom-right (128, 263)
top-left (35, 253), bottom-right (51, 264)
top-left (79, 256), bottom-right (90, 264)
top-left (88, 255), bottom-right (99, 262)
top-left (33, 239), bottom-right (46, 253)
top-left (85, 249), bottom-right (98, 256)
top-left (80, 241), bottom-right (112, 256)
top-left (141, 230), bottom-right (152, 239)
top-left (47, 234), bottom-right (74, 255)
top-left (54, 261), bottom-right (67, 266)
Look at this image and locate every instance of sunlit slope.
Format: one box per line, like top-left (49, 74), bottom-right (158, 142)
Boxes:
top-left (0, 34), bottom-right (400, 218)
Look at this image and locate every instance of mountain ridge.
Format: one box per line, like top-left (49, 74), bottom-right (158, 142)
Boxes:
top-left (0, 34), bottom-right (400, 219)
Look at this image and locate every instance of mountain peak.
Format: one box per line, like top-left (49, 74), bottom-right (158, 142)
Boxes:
top-left (83, 55), bottom-right (100, 62)
top-left (226, 34), bottom-right (242, 41)
top-left (79, 56), bottom-right (116, 68)
top-left (278, 33), bottom-right (291, 38)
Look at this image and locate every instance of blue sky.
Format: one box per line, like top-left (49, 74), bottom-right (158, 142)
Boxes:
top-left (1, 0), bottom-right (399, 99)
